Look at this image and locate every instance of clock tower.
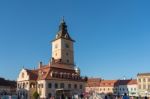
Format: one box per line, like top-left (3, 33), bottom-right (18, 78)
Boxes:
top-left (52, 18), bottom-right (75, 65)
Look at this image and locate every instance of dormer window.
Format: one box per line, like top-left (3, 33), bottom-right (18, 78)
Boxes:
top-left (22, 73), bottom-right (24, 78)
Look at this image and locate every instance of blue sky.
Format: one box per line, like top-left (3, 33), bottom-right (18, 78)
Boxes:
top-left (0, 0), bottom-right (150, 80)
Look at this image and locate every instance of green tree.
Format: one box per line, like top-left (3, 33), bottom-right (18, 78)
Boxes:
top-left (33, 91), bottom-right (39, 99)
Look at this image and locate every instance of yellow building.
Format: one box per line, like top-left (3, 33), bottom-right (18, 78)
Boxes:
top-left (17, 19), bottom-right (87, 99)
top-left (137, 73), bottom-right (150, 97)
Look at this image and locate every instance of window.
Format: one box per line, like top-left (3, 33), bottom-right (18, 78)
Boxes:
top-left (134, 88), bottom-right (136, 91)
top-left (143, 78), bottom-right (146, 82)
top-left (23, 83), bottom-right (25, 88)
top-left (60, 83), bottom-right (64, 88)
top-left (38, 84), bottom-right (40, 88)
top-left (122, 88), bottom-right (124, 91)
top-left (30, 84), bottom-right (32, 88)
top-left (55, 83), bottom-right (58, 88)
top-left (74, 84), bottom-right (77, 89)
top-left (41, 84), bottom-right (43, 88)
top-left (48, 83), bottom-right (52, 88)
top-left (30, 83), bottom-right (35, 88)
top-left (80, 85), bottom-right (82, 89)
top-left (65, 43), bottom-right (69, 48)
top-left (143, 84), bottom-right (146, 89)
top-left (67, 60), bottom-right (69, 63)
top-left (127, 88), bottom-right (128, 91)
top-left (22, 73), bottom-right (24, 78)
top-left (68, 84), bottom-right (71, 89)
top-left (138, 78), bottom-right (141, 82)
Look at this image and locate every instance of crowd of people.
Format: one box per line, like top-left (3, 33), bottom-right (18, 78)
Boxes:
top-left (104, 93), bottom-right (148, 99)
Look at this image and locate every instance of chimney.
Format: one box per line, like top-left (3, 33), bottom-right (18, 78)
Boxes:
top-left (39, 61), bottom-right (42, 69)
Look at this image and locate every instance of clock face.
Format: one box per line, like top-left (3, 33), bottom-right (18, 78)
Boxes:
top-left (65, 43), bottom-right (69, 48)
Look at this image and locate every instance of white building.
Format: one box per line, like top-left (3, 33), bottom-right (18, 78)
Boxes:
top-left (117, 80), bottom-right (137, 96)
top-left (17, 19), bottom-right (87, 99)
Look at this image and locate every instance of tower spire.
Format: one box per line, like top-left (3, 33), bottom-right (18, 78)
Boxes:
top-left (51, 19), bottom-right (75, 65)
top-left (53, 17), bottom-right (74, 42)
top-left (62, 16), bottom-right (65, 23)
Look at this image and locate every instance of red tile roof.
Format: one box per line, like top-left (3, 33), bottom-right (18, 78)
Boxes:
top-left (100, 80), bottom-right (117, 87)
top-left (24, 63), bottom-right (86, 82)
top-left (117, 79), bottom-right (137, 85)
top-left (86, 78), bottom-right (137, 87)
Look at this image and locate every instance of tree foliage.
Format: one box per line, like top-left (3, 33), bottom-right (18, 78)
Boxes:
top-left (33, 91), bottom-right (39, 99)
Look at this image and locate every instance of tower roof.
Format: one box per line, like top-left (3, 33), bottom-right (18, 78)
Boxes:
top-left (53, 18), bottom-right (74, 42)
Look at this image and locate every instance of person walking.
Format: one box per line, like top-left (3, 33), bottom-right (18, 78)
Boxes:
top-left (144, 96), bottom-right (148, 99)
top-left (122, 93), bottom-right (129, 99)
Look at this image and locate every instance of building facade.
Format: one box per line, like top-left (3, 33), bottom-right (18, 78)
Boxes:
top-left (116, 80), bottom-right (137, 96)
top-left (17, 19), bottom-right (87, 99)
top-left (137, 73), bottom-right (150, 97)
top-left (86, 78), bottom-right (137, 96)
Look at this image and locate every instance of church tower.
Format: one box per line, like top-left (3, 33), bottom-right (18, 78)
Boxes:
top-left (52, 18), bottom-right (75, 65)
